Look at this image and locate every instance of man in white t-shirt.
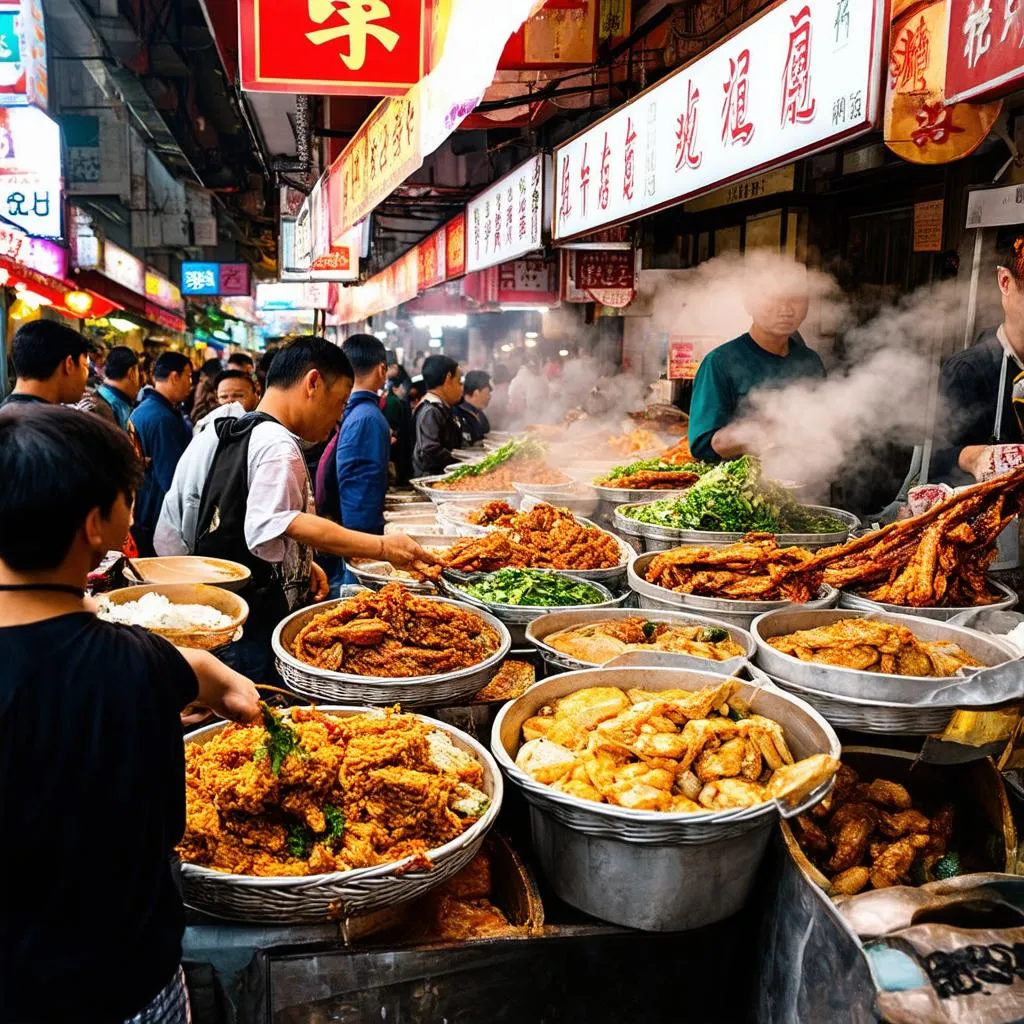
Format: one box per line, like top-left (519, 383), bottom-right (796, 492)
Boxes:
top-left (155, 336), bottom-right (431, 680)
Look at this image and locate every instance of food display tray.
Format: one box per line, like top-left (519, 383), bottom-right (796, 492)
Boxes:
top-left (837, 580), bottom-right (1018, 622)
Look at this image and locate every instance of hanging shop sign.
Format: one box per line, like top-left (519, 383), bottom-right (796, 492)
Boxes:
top-left (553, 0), bottom-right (886, 241)
top-left (966, 181), bottom-right (1024, 228)
top-left (145, 270), bottom-right (185, 313)
top-left (667, 337), bottom-right (711, 380)
top-left (417, 224), bottom-right (447, 290)
top-left (465, 154), bottom-right (547, 273)
top-left (683, 164), bottom-right (796, 212)
top-left (0, 0), bottom-right (47, 110)
top-left (562, 249), bottom-right (636, 302)
top-left (181, 261), bottom-right (251, 297)
top-left (0, 106), bottom-right (61, 237)
top-left (445, 212), bottom-right (466, 277)
top-left (0, 223), bottom-right (64, 277)
top-left (281, 216), bottom-right (360, 282)
top-left (497, 256), bottom-right (559, 307)
top-left (884, 0), bottom-right (1001, 165)
top-left (239, 0), bottom-right (432, 97)
top-left (500, 0), bottom-right (600, 68)
top-left (559, 223), bottom-right (632, 251)
top-left (945, 0), bottom-right (1024, 103)
top-left (256, 281), bottom-right (333, 311)
top-left (103, 241), bottom-right (145, 295)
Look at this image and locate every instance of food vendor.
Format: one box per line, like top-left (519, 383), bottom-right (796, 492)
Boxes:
top-left (454, 370), bottom-right (492, 445)
top-left (156, 336), bottom-right (433, 681)
top-left (688, 261), bottom-right (825, 463)
top-left (0, 404), bottom-right (260, 1023)
top-left (413, 354), bottom-right (463, 477)
top-left (933, 231), bottom-right (1024, 484)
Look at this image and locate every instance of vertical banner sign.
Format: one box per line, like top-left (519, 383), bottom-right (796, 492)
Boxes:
top-left (0, 0), bottom-right (47, 110)
top-left (0, 106), bottom-right (60, 236)
top-left (465, 154), bottom-right (546, 273)
top-left (946, 0), bottom-right (1024, 103)
top-left (445, 212), bottom-right (466, 277)
top-left (416, 224), bottom-right (446, 289)
top-left (239, 0), bottom-right (430, 97)
top-left (552, 0), bottom-right (886, 240)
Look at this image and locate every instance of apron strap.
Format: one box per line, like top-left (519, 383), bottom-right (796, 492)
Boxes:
top-left (994, 352), bottom-right (1009, 442)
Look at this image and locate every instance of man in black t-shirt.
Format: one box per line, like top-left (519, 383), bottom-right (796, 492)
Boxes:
top-left (0, 404), bottom-right (259, 1023)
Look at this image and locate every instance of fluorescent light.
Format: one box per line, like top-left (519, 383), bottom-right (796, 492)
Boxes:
top-left (525, 331), bottom-right (538, 339)
top-left (525, 338), bottom-right (537, 348)
top-left (375, 330), bottom-right (388, 340)
top-left (559, 349), bottom-right (569, 357)
top-left (429, 325), bottom-right (443, 338)
top-left (15, 287), bottom-right (51, 308)
top-left (428, 338), bottom-right (443, 348)
top-left (500, 343), bottom-right (513, 353)
top-left (108, 316), bottom-right (137, 332)
top-left (384, 320), bottom-right (398, 331)
top-left (453, 314), bottom-right (467, 328)
top-left (413, 316), bottom-right (428, 329)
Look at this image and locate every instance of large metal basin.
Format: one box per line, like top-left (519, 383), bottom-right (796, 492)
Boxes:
top-left (492, 667), bottom-right (839, 931)
top-left (628, 550), bottom-right (839, 629)
top-left (837, 580), bottom-right (1017, 622)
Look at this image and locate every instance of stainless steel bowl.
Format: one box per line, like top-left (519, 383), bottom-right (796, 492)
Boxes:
top-left (491, 667), bottom-right (839, 931)
top-left (525, 606), bottom-right (755, 673)
top-left (614, 504), bottom-right (860, 553)
top-left (628, 550), bottom-right (839, 629)
top-left (518, 485), bottom-right (601, 519)
top-left (591, 483), bottom-right (692, 505)
top-left (411, 475), bottom-right (518, 504)
top-left (837, 580), bottom-right (1018, 622)
top-left (751, 607), bottom-right (1020, 703)
top-left (272, 594), bottom-right (512, 708)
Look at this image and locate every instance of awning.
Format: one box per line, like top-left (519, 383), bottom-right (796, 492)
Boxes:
top-left (72, 269), bottom-right (187, 334)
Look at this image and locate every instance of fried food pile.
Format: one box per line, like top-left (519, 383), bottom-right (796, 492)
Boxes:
top-left (644, 535), bottom-right (822, 602)
top-left (659, 438), bottom-right (693, 465)
top-left (441, 504), bottom-right (621, 572)
top-left (767, 618), bottom-right (983, 677)
top-left (466, 500), bottom-right (519, 527)
top-left (596, 468), bottom-right (700, 490)
top-left (810, 467), bottom-right (1024, 607)
top-left (180, 706), bottom-right (490, 877)
top-left (432, 458), bottom-right (569, 493)
top-left (544, 616), bottom-right (745, 665)
top-left (604, 428), bottom-right (660, 457)
top-left (792, 763), bottom-right (959, 895)
top-left (291, 584), bottom-right (500, 676)
top-left (514, 682), bottom-right (838, 813)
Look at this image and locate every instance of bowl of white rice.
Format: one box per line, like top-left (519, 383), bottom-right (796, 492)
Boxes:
top-left (97, 583), bottom-right (249, 651)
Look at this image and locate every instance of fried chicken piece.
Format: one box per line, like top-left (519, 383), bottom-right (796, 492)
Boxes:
top-left (870, 833), bottom-right (930, 889)
top-left (878, 809), bottom-right (932, 839)
top-left (828, 817), bottom-right (874, 873)
top-left (828, 801), bottom-right (880, 836)
top-left (766, 754), bottom-right (839, 805)
top-left (698, 778), bottom-right (765, 810)
top-left (860, 779), bottom-right (912, 810)
top-left (831, 866), bottom-right (871, 896)
top-left (833, 763), bottom-right (860, 802)
top-left (694, 738), bottom-right (748, 783)
top-left (353, 766), bottom-right (461, 847)
top-left (796, 815), bottom-right (830, 855)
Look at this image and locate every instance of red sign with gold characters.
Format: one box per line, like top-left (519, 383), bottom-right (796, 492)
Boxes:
top-left (239, 0), bottom-right (432, 96)
top-left (445, 213), bottom-right (466, 278)
top-left (945, 0), bottom-right (1024, 103)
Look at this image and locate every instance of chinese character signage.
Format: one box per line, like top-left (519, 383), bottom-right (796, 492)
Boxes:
top-left (553, 0), bottom-right (886, 240)
top-left (446, 213), bottom-right (466, 277)
top-left (239, 0), bottom-right (431, 97)
top-left (103, 241), bottom-right (145, 295)
top-left (417, 224), bottom-right (446, 290)
top-left (495, 257), bottom-right (559, 307)
top-left (465, 155), bottom-right (547, 273)
top-left (145, 270), bottom-right (185, 313)
top-left (0, 106), bottom-right (60, 237)
top-left (946, 0), bottom-right (1024, 102)
top-left (0, 0), bottom-right (47, 110)
top-left (181, 261), bottom-right (251, 296)
top-left (0, 222), bottom-right (63, 276)
top-left (667, 338), bottom-right (713, 380)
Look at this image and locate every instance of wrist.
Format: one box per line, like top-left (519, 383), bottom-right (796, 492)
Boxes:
top-left (376, 536), bottom-right (385, 559)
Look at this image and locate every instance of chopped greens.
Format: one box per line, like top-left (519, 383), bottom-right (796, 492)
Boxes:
top-left (622, 456), bottom-right (846, 534)
top-left (257, 702), bottom-right (301, 776)
top-left (641, 620), bottom-right (658, 640)
top-left (697, 626), bottom-right (730, 643)
top-left (286, 823), bottom-right (313, 859)
top-left (462, 568), bottom-right (605, 607)
top-left (323, 803), bottom-right (345, 845)
top-left (286, 804), bottom-right (345, 861)
top-left (443, 437), bottom-right (547, 483)
top-left (602, 458), bottom-right (712, 483)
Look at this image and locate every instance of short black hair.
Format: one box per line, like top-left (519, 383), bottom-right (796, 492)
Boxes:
top-left (199, 357), bottom-right (223, 379)
top-left (265, 335), bottom-right (354, 390)
top-left (153, 351), bottom-right (192, 381)
top-left (214, 368), bottom-right (255, 390)
top-left (422, 354), bottom-right (459, 390)
top-left (104, 346), bottom-right (139, 382)
top-left (0, 405), bottom-right (143, 571)
top-left (227, 352), bottom-right (255, 370)
top-left (343, 333), bottom-right (387, 376)
top-left (463, 370), bottom-right (491, 395)
top-left (11, 321), bottom-right (90, 381)
top-left (407, 380), bottom-right (426, 403)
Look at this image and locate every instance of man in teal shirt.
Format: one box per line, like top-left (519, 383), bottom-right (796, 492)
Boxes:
top-left (688, 267), bottom-right (825, 463)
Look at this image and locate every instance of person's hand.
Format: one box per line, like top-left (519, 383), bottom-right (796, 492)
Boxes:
top-left (177, 648), bottom-right (261, 724)
top-left (309, 562), bottom-right (329, 602)
top-left (381, 533), bottom-right (436, 570)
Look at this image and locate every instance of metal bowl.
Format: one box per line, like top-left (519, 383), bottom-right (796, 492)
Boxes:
top-left (518, 485), bottom-right (601, 519)
top-left (346, 534), bottom-right (462, 592)
top-left (614, 504), bottom-right (860, 553)
top-left (439, 572), bottom-right (629, 645)
top-left (591, 483), bottom-right (692, 505)
top-left (491, 667), bottom-right (839, 931)
top-left (411, 475), bottom-right (517, 504)
top-left (837, 580), bottom-right (1018, 622)
top-left (125, 554), bottom-right (252, 592)
top-left (181, 706), bottom-right (502, 922)
top-left (525, 606), bottom-right (755, 673)
top-left (752, 607), bottom-right (1021, 703)
top-left (272, 594), bottom-right (512, 708)
top-left (628, 550), bottom-right (839, 629)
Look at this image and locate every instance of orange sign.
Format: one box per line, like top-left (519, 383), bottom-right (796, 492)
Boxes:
top-left (445, 213), bottom-right (466, 278)
top-left (417, 225), bottom-right (446, 290)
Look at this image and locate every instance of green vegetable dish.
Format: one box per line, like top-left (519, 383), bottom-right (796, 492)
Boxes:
top-left (600, 458), bottom-right (713, 483)
top-left (442, 437), bottom-right (547, 483)
top-left (461, 568), bottom-right (606, 607)
top-left (622, 455), bottom-right (846, 534)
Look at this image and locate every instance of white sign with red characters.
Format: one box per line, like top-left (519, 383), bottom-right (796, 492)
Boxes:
top-left (552, 0), bottom-right (885, 240)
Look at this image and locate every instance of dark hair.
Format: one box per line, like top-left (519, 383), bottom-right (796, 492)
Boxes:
top-left (463, 370), bottom-right (491, 396)
top-left (103, 346), bottom-right (139, 382)
top-left (11, 321), bottom-right (90, 381)
top-left (422, 354), bottom-right (459, 390)
top-left (391, 366), bottom-right (412, 391)
top-left (265, 335), bottom-right (353, 390)
top-left (996, 228), bottom-right (1024, 284)
top-left (227, 352), bottom-right (255, 370)
top-left (407, 380), bottom-right (426, 404)
top-left (0, 405), bottom-right (143, 571)
top-left (199, 357), bottom-right (223, 379)
top-left (214, 368), bottom-right (255, 390)
top-left (342, 333), bottom-right (388, 376)
top-left (153, 351), bottom-right (192, 381)
top-left (258, 349), bottom-right (277, 376)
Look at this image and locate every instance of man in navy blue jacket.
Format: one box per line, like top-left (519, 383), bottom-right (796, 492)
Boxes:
top-left (334, 334), bottom-right (391, 588)
top-left (130, 351), bottom-right (193, 555)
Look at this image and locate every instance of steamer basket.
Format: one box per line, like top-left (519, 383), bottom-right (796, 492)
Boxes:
top-left (837, 580), bottom-right (1018, 622)
top-left (492, 668), bottom-right (839, 931)
top-left (272, 594), bottom-right (511, 707)
top-left (181, 706), bottom-right (502, 923)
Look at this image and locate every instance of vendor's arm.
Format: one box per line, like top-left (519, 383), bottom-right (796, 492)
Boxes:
top-left (175, 647), bottom-right (261, 722)
top-left (285, 514), bottom-right (433, 567)
top-left (688, 354), bottom-right (737, 463)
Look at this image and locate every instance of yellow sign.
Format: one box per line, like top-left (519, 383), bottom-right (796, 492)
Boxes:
top-left (683, 165), bottom-right (796, 213)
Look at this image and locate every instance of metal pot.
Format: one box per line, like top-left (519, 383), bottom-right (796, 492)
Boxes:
top-left (628, 550), bottom-right (839, 629)
top-left (837, 580), bottom-right (1018, 622)
top-left (492, 667), bottom-right (840, 931)
top-left (525, 606), bottom-right (755, 673)
top-left (411, 475), bottom-right (517, 504)
top-left (591, 483), bottom-right (691, 505)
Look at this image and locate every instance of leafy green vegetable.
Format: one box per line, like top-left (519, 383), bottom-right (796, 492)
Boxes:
top-left (257, 702), bottom-right (302, 776)
top-left (602, 458), bottom-right (712, 483)
top-left (462, 568), bottom-right (605, 607)
top-left (622, 456), bottom-right (845, 534)
top-left (286, 805), bottom-right (345, 861)
top-left (641, 620), bottom-right (657, 640)
top-left (323, 803), bottom-right (345, 846)
top-left (443, 437), bottom-right (547, 483)
top-left (286, 823), bottom-right (313, 859)
top-left (698, 626), bottom-right (730, 643)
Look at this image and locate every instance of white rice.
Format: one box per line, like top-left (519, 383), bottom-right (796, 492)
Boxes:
top-left (97, 591), bottom-right (232, 631)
